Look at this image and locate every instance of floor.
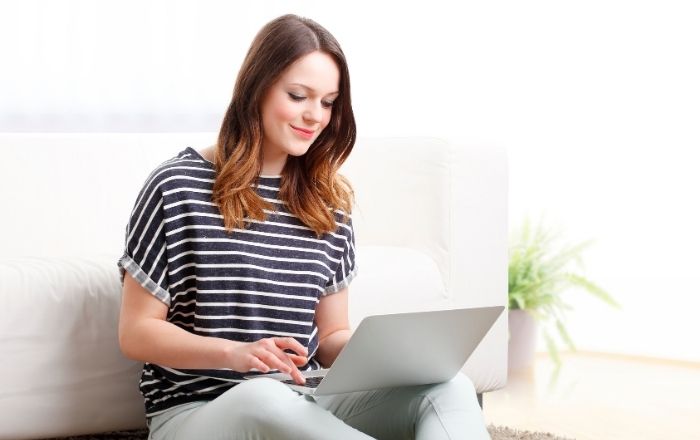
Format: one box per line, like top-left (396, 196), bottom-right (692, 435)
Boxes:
top-left (482, 352), bottom-right (700, 440)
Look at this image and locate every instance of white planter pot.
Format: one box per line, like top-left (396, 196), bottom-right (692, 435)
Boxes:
top-left (507, 309), bottom-right (537, 372)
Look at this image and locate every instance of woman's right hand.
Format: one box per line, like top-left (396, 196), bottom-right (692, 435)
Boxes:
top-left (120, 273), bottom-right (309, 383)
top-left (227, 337), bottom-right (309, 384)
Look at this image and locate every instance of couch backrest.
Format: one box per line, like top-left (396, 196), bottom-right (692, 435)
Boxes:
top-left (0, 133), bottom-right (506, 306)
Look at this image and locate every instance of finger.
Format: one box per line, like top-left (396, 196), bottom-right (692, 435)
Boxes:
top-left (289, 354), bottom-right (308, 366)
top-left (249, 355), bottom-right (270, 373)
top-left (291, 365), bottom-right (306, 385)
top-left (267, 344), bottom-right (305, 384)
top-left (273, 337), bottom-right (308, 357)
top-left (279, 354), bottom-right (305, 385)
top-left (255, 348), bottom-right (292, 374)
top-left (255, 340), bottom-right (297, 375)
top-left (268, 344), bottom-right (303, 373)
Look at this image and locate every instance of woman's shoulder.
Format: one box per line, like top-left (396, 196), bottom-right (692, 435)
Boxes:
top-left (136, 147), bottom-right (215, 197)
top-left (160, 146), bottom-right (214, 174)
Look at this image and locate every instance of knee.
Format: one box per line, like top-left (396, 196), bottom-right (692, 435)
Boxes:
top-left (449, 372), bottom-right (478, 395)
top-left (225, 377), bottom-right (297, 411)
top-left (174, 379), bottom-right (303, 437)
top-left (223, 378), bottom-right (305, 431)
top-left (422, 373), bottom-right (479, 407)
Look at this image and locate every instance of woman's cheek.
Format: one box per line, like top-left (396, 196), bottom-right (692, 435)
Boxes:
top-left (276, 101), bottom-right (299, 122)
top-left (321, 111), bottom-right (332, 129)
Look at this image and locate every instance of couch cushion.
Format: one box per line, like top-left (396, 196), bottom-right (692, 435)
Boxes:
top-left (348, 245), bottom-right (450, 330)
top-left (0, 256), bottom-right (145, 439)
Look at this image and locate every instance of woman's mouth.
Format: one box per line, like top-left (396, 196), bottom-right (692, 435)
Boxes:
top-left (291, 125), bottom-right (315, 140)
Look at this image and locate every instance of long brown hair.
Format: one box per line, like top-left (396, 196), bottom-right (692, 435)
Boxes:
top-left (213, 14), bottom-right (356, 238)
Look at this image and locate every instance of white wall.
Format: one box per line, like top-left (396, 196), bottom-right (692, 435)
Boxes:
top-left (1, 0), bottom-right (698, 362)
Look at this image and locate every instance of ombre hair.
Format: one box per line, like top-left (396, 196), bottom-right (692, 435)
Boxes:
top-left (213, 14), bottom-right (356, 238)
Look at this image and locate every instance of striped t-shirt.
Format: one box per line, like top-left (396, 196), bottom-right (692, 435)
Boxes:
top-left (117, 147), bottom-right (357, 417)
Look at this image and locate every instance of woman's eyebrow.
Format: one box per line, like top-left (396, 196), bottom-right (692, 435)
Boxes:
top-left (289, 83), bottom-right (339, 96)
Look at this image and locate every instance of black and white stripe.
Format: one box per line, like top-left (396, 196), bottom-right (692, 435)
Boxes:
top-left (118, 147), bottom-right (357, 417)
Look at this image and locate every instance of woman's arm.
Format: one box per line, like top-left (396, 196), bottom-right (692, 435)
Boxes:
top-left (118, 272), bottom-right (308, 383)
top-left (314, 287), bottom-right (352, 368)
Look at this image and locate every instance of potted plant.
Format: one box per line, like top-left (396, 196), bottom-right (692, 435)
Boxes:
top-left (507, 217), bottom-right (621, 372)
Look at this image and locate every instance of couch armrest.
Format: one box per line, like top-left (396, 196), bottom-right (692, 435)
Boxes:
top-left (449, 140), bottom-right (508, 392)
top-left (0, 256), bottom-right (145, 439)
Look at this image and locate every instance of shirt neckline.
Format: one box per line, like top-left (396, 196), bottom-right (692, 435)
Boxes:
top-left (185, 147), bottom-right (282, 179)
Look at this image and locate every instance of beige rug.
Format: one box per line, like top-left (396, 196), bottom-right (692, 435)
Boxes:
top-left (43, 425), bottom-right (575, 439)
top-left (488, 424), bottom-right (575, 439)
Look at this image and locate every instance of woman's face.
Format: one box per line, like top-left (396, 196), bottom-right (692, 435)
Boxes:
top-left (260, 51), bottom-right (340, 167)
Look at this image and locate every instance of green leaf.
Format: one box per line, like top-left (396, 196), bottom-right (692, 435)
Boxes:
top-left (509, 292), bottom-right (526, 310)
top-left (555, 319), bottom-right (576, 351)
top-left (563, 273), bottom-right (622, 309)
top-left (508, 217), bottom-right (620, 316)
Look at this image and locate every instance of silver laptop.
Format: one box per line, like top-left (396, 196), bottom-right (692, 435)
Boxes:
top-left (245, 306), bottom-right (504, 395)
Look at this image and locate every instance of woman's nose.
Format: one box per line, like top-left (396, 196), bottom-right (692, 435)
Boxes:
top-left (303, 101), bottom-right (323, 123)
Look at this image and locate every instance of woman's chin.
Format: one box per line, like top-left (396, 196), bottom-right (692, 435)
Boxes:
top-left (285, 142), bottom-right (313, 157)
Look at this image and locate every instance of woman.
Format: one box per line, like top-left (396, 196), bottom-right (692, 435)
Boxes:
top-left (118, 13), bottom-right (489, 439)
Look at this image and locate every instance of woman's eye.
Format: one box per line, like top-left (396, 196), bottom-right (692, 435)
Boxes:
top-left (288, 93), bottom-right (334, 109)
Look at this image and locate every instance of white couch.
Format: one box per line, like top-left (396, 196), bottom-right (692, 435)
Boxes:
top-left (0, 133), bottom-right (508, 439)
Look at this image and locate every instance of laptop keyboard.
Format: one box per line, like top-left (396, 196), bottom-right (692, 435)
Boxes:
top-left (282, 376), bottom-right (324, 388)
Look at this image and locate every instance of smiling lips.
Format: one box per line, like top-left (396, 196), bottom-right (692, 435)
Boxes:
top-left (291, 125), bottom-right (315, 139)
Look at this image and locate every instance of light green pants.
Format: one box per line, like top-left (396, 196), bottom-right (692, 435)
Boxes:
top-left (147, 373), bottom-right (490, 440)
